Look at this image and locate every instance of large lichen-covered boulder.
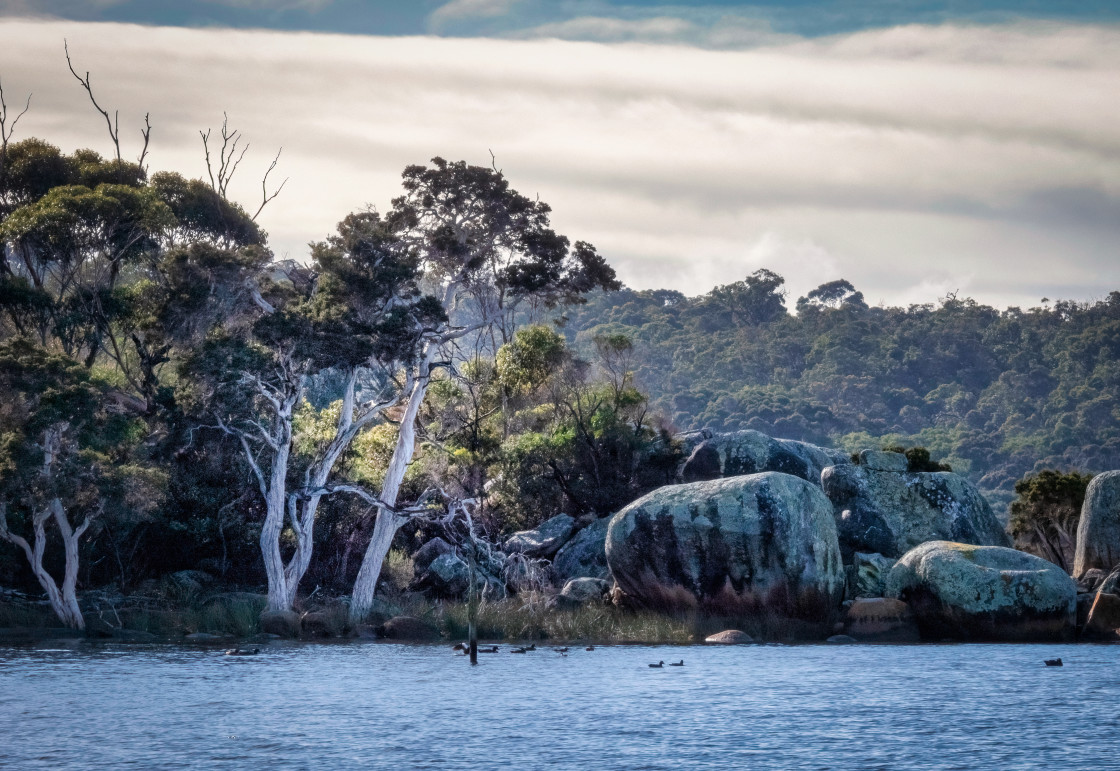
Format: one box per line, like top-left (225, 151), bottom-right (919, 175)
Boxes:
top-left (504, 514), bottom-right (576, 559)
top-left (552, 516), bottom-right (611, 581)
top-left (821, 458), bottom-right (1009, 560)
top-left (1073, 470), bottom-right (1120, 578)
top-left (680, 429), bottom-right (849, 485)
top-left (606, 472), bottom-right (844, 617)
top-left (885, 541), bottom-right (1077, 641)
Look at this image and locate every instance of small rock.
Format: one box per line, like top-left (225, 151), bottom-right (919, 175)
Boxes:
top-left (704, 629), bottom-right (753, 644)
top-left (557, 577), bottom-right (611, 607)
top-left (377, 615), bottom-right (441, 641)
top-left (826, 634), bottom-right (858, 644)
top-left (259, 610), bottom-right (301, 638)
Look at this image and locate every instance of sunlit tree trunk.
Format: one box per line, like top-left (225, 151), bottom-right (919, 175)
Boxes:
top-left (350, 349), bottom-right (435, 622)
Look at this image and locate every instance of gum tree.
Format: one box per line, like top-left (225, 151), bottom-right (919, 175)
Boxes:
top-left (348, 157), bottom-right (618, 622)
top-left (186, 211), bottom-right (444, 613)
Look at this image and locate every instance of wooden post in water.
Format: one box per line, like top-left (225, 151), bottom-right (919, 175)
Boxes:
top-left (467, 547), bottom-right (478, 665)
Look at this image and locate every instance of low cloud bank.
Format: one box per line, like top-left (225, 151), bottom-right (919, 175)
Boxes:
top-left (0, 18), bottom-right (1116, 306)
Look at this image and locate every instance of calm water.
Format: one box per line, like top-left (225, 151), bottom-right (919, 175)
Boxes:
top-left (1, 640), bottom-right (1117, 770)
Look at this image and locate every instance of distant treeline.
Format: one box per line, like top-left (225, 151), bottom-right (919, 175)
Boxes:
top-left (557, 271), bottom-right (1120, 505)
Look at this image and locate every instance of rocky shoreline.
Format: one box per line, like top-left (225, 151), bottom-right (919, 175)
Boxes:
top-left (4, 431), bottom-right (1119, 647)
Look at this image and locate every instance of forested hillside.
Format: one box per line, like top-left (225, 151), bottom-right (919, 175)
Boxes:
top-left (558, 271), bottom-right (1120, 507)
top-left (2, 120), bottom-right (1117, 627)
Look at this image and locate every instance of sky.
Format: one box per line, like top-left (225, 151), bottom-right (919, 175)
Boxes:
top-left (0, 1), bottom-right (1117, 308)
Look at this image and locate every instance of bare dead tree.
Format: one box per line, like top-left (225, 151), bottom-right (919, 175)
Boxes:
top-left (64, 39), bottom-right (119, 164)
top-left (200, 113), bottom-right (248, 199)
top-left (64, 40), bottom-right (152, 173)
top-left (0, 73), bottom-right (32, 189)
top-left (201, 114), bottom-right (287, 220)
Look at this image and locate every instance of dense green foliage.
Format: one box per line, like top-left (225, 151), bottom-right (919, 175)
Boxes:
top-left (558, 273), bottom-right (1120, 503)
top-left (1008, 470), bottom-right (1093, 572)
top-left (1, 127), bottom-right (1117, 622)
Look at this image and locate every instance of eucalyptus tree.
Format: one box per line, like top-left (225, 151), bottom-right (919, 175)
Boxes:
top-left (186, 210), bottom-right (444, 613)
top-left (348, 157), bottom-right (618, 622)
top-left (0, 137), bottom-right (268, 610)
top-left (0, 340), bottom-right (158, 628)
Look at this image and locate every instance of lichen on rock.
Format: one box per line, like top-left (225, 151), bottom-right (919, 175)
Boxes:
top-left (606, 471), bottom-right (844, 618)
top-left (885, 541), bottom-right (1077, 641)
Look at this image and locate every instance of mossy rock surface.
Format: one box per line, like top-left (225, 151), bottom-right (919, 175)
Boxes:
top-left (885, 541), bottom-right (1076, 641)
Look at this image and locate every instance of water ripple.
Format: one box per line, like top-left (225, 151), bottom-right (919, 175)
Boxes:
top-left (0, 642), bottom-right (1117, 769)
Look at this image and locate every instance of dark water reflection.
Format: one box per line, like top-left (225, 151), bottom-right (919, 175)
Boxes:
top-left (1, 641), bottom-right (1117, 769)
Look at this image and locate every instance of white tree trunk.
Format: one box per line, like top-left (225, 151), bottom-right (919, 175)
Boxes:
top-left (0, 498), bottom-right (89, 630)
top-left (349, 349), bottom-right (436, 623)
top-left (240, 368), bottom-right (389, 614)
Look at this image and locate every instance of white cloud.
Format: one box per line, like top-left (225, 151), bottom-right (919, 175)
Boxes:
top-left (0, 19), bottom-right (1117, 308)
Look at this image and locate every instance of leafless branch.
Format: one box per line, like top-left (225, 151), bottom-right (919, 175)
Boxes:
top-left (0, 74), bottom-right (32, 185)
top-left (253, 147), bottom-right (288, 221)
top-left (64, 39), bottom-right (121, 165)
top-left (201, 113), bottom-right (249, 199)
top-left (138, 112), bottom-right (151, 171)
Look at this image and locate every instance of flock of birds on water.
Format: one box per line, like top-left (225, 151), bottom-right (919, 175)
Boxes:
top-left (220, 646), bottom-right (1066, 668)
top-left (450, 642), bottom-right (684, 667)
top-left (220, 641), bottom-right (688, 667)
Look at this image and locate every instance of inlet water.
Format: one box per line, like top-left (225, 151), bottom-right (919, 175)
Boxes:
top-left (1, 641), bottom-right (1117, 769)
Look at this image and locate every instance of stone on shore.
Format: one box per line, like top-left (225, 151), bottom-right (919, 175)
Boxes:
top-left (1084, 591), bottom-right (1120, 639)
top-left (411, 537), bottom-right (454, 574)
top-left (1073, 471), bottom-right (1120, 578)
top-left (606, 472), bottom-right (845, 617)
top-left (412, 553), bottom-right (504, 600)
top-left (300, 611), bottom-right (341, 638)
top-left (704, 629), bottom-right (753, 644)
top-left (885, 541), bottom-right (1077, 641)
